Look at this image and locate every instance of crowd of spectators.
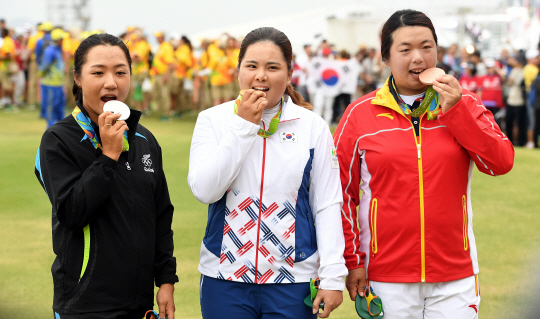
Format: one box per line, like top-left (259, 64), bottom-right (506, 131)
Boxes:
top-left (0, 17), bottom-right (538, 147)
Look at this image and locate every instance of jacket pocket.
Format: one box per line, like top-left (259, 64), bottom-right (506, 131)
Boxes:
top-left (462, 195), bottom-right (469, 251)
top-left (369, 198), bottom-right (378, 257)
top-left (79, 224), bottom-right (91, 281)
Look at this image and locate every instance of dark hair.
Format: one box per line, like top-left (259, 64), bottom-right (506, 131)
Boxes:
top-left (238, 27), bottom-right (312, 110)
top-left (72, 33), bottom-right (132, 101)
top-left (380, 9), bottom-right (438, 63)
top-left (181, 35), bottom-right (192, 51)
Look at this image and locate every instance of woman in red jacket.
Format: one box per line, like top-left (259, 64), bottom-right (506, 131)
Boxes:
top-left (334, 10), bottom-right (514, 318)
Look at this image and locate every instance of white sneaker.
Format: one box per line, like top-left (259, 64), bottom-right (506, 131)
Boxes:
top-left (525, 141), bottom-right (535, 149)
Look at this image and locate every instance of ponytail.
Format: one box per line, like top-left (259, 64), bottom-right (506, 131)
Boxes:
top-left (285, 84), bottom-right (312, 110)
top-left (72, 83), bottom-right (81, 102)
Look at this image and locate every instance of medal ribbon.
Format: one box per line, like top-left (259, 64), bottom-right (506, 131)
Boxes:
top-left (234, 94), bottom-right (284, 138)
top-left (389, 76), bottom-right (441, 120)
top-left (72, 106), bottom-right (129, 152)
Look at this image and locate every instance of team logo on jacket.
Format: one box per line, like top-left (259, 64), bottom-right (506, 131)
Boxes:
top-left (329, 145), bottom-right (339, 169)
top-left (280, 132), bottom-right (297, 143)
top-left (142, 154), bottom-right (154, 173)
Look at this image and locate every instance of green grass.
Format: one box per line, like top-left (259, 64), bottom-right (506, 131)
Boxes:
top-left (0, 108), bottom-right (539, 318)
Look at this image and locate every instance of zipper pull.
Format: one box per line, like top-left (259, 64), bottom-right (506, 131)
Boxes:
top-left (125, 162), bottom-right (131, 170)
top-left (417, 144), bottom-right (421, 159)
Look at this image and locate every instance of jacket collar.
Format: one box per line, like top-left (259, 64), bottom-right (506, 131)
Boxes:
top-left (279, 95), bottom-right (302, 123)
top-left (371, 78), bottom-right (405, 116)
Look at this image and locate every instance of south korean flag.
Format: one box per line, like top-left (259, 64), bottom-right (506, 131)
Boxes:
top-left (280, 132), bottom-right (297, 143)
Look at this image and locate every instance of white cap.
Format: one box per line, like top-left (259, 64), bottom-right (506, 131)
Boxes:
top-left (169, 32), bottom-right (180, 41)
top-left (526, 48), bottom-right (539, 60)
top-left (484, 58), bottom-right (496, 68)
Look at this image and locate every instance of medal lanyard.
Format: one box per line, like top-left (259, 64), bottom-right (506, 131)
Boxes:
top-left (389, 76), bottom-right (441, 120)
top-left (72, 106), bottom-right (129, 152)
top-left (233, 94), bottom-right (284, 138)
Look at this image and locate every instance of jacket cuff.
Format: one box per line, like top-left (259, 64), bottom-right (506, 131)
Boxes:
top-left (96, 154), bottom-right (118, 170)
top-left (232, 114), bottom-right (260, 135)
top-left (155, 274), bottom-right (179, 287)
top-left (320, 276), bottom-right (346, 291)
top-left (345, 256), bottom-right (365, 270)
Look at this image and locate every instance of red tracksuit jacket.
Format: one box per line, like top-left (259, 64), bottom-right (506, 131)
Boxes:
top-left (334, 80), bottom-right (514, 283)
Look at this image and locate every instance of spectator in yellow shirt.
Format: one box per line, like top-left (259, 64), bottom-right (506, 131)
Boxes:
top-left (151, 31), bottom-right (174, 120)
top-left (26, 23), bottom-right (45, 107)
top-left (0, 28), bottom-right (16, 107)
top-left (170, 35), bottom-right (194, 116)
top-left (62, 28), bottom-right (81, 108)
top-left (192, 39), bottom-right (213, 110)
top-left (206, 40), bottom-right (235, 106)
top-left (128, 31), bottom-right (151, 114)
top-left (226, 35), bottom-right (240, 96)
top-left (524, 48), bottom-right (540, 149)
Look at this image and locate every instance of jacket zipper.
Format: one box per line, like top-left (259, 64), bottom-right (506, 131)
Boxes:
top-left (370, 198), bottom-right (378, 257)
top-left (254, 123), bottom-right (267, 284)
top-left (403, 113), bottom-right (427, 282)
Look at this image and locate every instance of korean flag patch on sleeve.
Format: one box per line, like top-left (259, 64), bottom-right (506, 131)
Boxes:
top-left (280, 132), bottom-right (297, 143)
top-left (329, 145), bottom-right (339, 169)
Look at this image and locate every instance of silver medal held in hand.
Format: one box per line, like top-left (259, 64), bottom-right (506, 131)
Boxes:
top-left (103, 100), bottom-right (130, 121)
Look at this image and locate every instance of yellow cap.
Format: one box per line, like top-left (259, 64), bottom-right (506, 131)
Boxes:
top-left (39, 21), bottom-right (53, 32)
top-left (80, 31), bottom-right (91, 40)
top-left (51, 28), bottom-right (66, 41)
top-left (154, 31), bottom-right (164, 38)
top-left (127, 26), bottom-right (134, 32)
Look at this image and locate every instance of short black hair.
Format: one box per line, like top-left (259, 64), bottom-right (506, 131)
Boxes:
top-left (380, 9), bottom-right (437, 62)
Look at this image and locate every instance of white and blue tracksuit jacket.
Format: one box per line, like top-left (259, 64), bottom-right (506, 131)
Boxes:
top-left (188, 97), bottom-right (347, 290)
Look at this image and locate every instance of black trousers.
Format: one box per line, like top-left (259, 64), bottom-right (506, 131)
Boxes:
top-left (535, 108), bottom-right (540, 146)
top-left (332, 93), bottom-right (351, 124)
top-left (505, 105), bottom-right (527, 146)
top-left (54, 308), bottom-right (149, 319)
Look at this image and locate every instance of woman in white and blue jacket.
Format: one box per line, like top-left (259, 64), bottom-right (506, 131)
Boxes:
top-left (188, 27), bottom-right (347, 319)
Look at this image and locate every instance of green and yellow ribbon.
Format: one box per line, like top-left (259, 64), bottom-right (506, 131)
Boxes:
top-left (72, 106), bottom-right (129, 152)
top-left (234, 93), bottom-right (284, 138)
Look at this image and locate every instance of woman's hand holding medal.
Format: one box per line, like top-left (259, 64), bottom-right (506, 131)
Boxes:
top-left (236, 89), bottom-right (268, 125)
top-left (432, 75), bottom-right (463, 114)
top-left (98, 111), bottom-right (128, 161)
